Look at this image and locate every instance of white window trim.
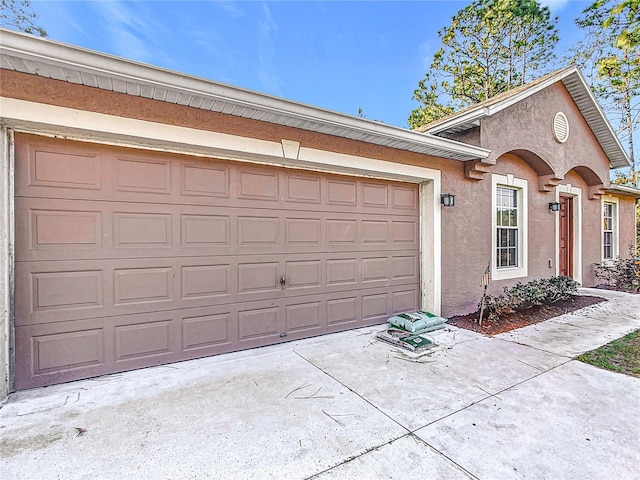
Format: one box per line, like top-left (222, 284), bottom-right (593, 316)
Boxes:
top-left (601, 195), bottom-right (619, 262)
top-left (555, 184), bottom-right (582, 283)
top-left (491, 174), bottom-right (528, 280)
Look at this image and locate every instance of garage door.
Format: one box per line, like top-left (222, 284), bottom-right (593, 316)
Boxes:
top-left (14, 134), bottom-right (421, 390)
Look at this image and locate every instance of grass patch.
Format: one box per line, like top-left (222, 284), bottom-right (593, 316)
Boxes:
top-left (576, 330), bottom-right (640, 377)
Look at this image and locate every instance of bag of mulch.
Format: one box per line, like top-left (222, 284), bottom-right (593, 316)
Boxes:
top-left (387, 310), bottom-right (447, 333)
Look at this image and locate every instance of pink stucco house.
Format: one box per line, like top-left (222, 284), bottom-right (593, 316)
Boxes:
top-left (0, 30), bottom-right (637, 395)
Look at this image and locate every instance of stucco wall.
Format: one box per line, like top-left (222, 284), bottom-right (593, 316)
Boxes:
top-left (438, 80), bottom-right (622, 316)
top-left (440, 154), bottom-right (562, 316)
top-left (481, 82), bottom-right (611, 187)
top-left (617, 196), bottom-right (639, 259)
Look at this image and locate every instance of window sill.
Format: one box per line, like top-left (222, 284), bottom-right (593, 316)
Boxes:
top-left (492, 266), bottom-right (528, 281)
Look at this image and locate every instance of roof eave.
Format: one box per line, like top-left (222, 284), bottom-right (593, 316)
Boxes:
top-left (606, 185), bottom-right (640, 198)
top-left (0, 28), bottom-right (489, 162)
top-left (560, 70), bottom-right (631, 169)
top-left (423, 67), bottom-right (630, 169)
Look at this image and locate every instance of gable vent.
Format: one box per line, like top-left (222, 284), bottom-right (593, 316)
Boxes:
top-left (553, 112), bottom-right (569, 143)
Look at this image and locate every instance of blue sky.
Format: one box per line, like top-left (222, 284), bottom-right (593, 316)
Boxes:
top-left (28, 0), bottom-right (592, 128)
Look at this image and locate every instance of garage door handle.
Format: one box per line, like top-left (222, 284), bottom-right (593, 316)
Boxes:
top-left (280, 276), bottom-right (286, 288)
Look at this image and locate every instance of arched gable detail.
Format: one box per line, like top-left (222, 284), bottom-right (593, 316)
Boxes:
top-left (564, 165), bottom-right (608, 199)
top-left (466, 148), bottom-right (564, 192)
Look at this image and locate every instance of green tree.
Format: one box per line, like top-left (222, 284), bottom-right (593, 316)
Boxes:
top-left (571, 0), bottom-right (639, 186)
top-left (0, 0), bottom-right (46, 36)
top-left (408, 0), bottom-right (559, 129)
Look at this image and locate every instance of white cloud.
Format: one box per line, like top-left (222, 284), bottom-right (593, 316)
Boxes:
top-left (90, 0), bottom-right (172, 66)
top-left (214, 1), bottom-right (245, 19)
top-left (419, 40), bottom-right (433, 71)
top-left (538, 0), bottom-right (570, 11)
top-left (256, 2), bottom-right (282, 95)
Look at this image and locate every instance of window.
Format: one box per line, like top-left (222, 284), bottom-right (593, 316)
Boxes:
top-left (491, 174), bottom-right (528, 280)
top-left (602, 200), bottom-right (618, 260)
top-left (496, 187), bottom-right (519, 268)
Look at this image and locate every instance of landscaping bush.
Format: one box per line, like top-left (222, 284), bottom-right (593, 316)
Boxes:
top-left (593, 245), bottom-right (640, 294)
top-left (481, 276), bottom-right (579, 322)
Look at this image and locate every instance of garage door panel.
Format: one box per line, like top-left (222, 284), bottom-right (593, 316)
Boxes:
top-left (114, 156), bottom-right (172, 195)
top-left (14, 316), bottom-right (108, 391)
top-left (14, 286), bottom-right (418, 388)
top-left (17, 201), bottom-right (417, 263)
top-left (181, 264), bottom-right (230, 300)
top-left (114, 319), bottom-right (173, 362)
top-left (180, 162), bottom-right (230, 198)
top-left (285, 260), bottom-right (322, 289)
top-left (391, 220), bottom-right (419, 244)
top-left (284, 174), bottom-right (322, 204)
top-left (182, 312), bottom-right (232, 351)
top-left (362, 292), bottom-right (391, 323)
top-left (392, 184), bottom-right (419, 209)
top-left (14, 135), bottom-right (421, 390)
top-left (16, 135), bottom-right (420, 214)
top-left (16, 259), bottom-right (178, 325)
top-left (32, 328), bottom-right (105, 374)
top-left (237, 168), bottom-right (279, 201)
top-left (238, 306), bottom-right (282, 343)
top-left (18, 144), bottom-right (102, 191)
top-left (362, 182), bottom-right (390, 208)
top-left (16, 252), bottom-right (420, 326)
top-left (29, 208), bottom-right (102, 248)
top-left (286, 301), bottom-right (323, 334)
top-left (285, 218), bottom-right (322, 245)
top-left (326, 297), bottom-right (359, 329)
top-left (392, 290), bottom-right (420, 314)
top-left (392, 255), bottom-right (419, 281)
top-left (113, 212), bottom-right (172, 247)
top-left (181, 214), bottom-right (230, 247)
top-left (15, 265), bottom-right (105, 326)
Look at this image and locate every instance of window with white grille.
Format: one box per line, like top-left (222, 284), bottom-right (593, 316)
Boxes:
top-left (603, 201), bottom-right (616, 260)
top-left (491, 174), bottom-right (528, 280)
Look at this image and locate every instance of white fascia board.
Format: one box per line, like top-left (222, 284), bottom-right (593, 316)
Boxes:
top-left (606, 185), bottom-right (640, 198)
top-left (484, 68), bottom-right (578, 116)
top-left (426, 67), bottom-right (577, 134)
top-left (562, 70), bottom-right (630, 169)
top-left (0, 29), bottom-right (489, 162)
top-left (426, 108), bottom-right (487, 134)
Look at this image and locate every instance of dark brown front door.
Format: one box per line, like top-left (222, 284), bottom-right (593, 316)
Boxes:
top-left (559, 196), bottom-right (573, 277)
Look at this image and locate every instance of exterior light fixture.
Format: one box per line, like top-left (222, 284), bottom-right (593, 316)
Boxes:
top-left (549, 202), bottom-right (561, 212)
top-left (441, 193), bottom-right (455, 207)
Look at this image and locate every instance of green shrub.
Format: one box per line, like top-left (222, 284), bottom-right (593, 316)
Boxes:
top-left (481, 276), bottom-right (579, 322)
top-left (593, 245), bottom-right (640, 294)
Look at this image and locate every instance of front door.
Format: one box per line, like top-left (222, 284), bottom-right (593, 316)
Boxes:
top-left (559, 196), bottom-right (574, 277)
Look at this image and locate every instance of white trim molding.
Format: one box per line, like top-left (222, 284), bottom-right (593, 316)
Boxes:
top-left (0, 127), bottom-right (13, 399)
top-left (491, 173), bottom-right (529, 281)
top-left (555, 184), bottom-right (583, 283)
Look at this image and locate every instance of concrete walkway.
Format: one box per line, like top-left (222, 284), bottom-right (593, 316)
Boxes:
top-left (2, 288), bottom-right (639, 479)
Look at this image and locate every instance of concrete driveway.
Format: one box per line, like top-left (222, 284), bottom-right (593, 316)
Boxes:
top-left (2, 288), bottom-right (639, 479)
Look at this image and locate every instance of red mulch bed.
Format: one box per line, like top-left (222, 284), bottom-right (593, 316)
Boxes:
top-left (447, 295), bottom-right (607, 336)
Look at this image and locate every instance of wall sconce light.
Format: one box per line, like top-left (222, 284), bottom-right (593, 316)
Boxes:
top-left (441, 193), bottom-right (455, 207)
top-left (549, 202), bottom-right (561, 212)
